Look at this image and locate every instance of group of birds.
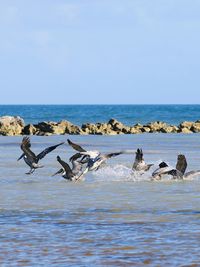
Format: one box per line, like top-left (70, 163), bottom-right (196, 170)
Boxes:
top-left (18, 137), bottom-right (200, 181)
top-left (133, 148), bottom-right (200, 180)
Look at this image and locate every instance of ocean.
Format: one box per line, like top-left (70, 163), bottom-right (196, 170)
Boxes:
top-left (1, 105), bottom-right (200, 266)
top-left (1, 133), bottom-right (200, 266)
top-left (1, 104), bottom-right (200, 125)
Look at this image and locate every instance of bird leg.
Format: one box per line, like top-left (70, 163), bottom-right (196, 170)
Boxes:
top-left (26, 168), bottom-right (35, 175)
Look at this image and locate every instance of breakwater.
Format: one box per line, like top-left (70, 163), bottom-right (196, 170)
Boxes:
top-left (0, 116), bottom-right (200, 136)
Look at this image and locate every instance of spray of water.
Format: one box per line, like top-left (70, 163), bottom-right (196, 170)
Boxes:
top-left (91, 164), bottom-right (152, 182)
top-left (90, 161), bottom-right (200, 183)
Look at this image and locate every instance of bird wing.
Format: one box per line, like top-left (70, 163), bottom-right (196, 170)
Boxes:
top-left (17, 153), bottom-right (25, 161)
top-left (104, 152), bottom-right (123, 159)
top-left (67, 139), bottom-right (86, 152)
top-left (152, 166), bottom-right (172, 177)
top-left (37, 142), bottom-right (64, 161)
top-left (135, 148), bottom-right (143, 162)
top-left (79, 155), bottom-right (89, 164)
top-left (176, 155), bottom-right (187, 174)
top-left (20, 137), bottom-right (37, 163)
top-left (69, 153), bottom-right (89, 165)
top-left (52, 168), bottom-right (64, 176)
top-left (69, 153), bottom-right (82, 162)
top-left (104, 150), bottom-right (135, 159)
top-left (184, 170), bottom-right (200, 179)
top-left (145, 164), bottom-right (154, 171)
top-left (79, 151), bottom-right (100, 159)
top-left (163, 169), bottom-right (183, 179)
top-left (18, 138), bottom-right (32, 161)
top-left (57, 156), bottom-right (74, 177)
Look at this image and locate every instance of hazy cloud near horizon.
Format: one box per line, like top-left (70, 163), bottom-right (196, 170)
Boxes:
top-left (0, 0), bottom-right (200, 104)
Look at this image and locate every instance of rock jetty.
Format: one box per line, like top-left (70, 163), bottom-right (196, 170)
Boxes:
top-left (0, 116), bottom-right (25, 136)
top-left (0, 116), bottom-right (200, 136)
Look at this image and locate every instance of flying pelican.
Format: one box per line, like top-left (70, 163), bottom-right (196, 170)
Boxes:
top-left (151, 155), bottom-right (200, 180)
top-left (52, 156), bottom-right (84, 181)
top-left (67, 139), bottom-right (134, 179)
top-left (18, 137), bottom-right (64, 174)
top-left (132, 148), bottom-right (153, 172)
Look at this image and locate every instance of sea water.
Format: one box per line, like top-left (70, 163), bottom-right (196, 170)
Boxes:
top-left (0, 134), bottom-right (200, 266)
top-left (1, 104), bottom-right (200, 125)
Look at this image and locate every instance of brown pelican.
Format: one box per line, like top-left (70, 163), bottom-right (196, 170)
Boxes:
top-left (67, 139), bottom-right (134, 179)
top-left (152, 155), bottom-right (200, 180)
top-left (151, 162), bottom-right (171, 180)
top-left (18, 137), bottom-right (64, 174)
top-left (132, 148), bottom-right (153, 172)
top-left (176, 154), bottom-right (187, 175)
top-left (52, 156), bottom-right (84, 181)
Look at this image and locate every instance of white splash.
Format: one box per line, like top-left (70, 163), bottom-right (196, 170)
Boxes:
top-left (89, 161), bottom-right (200, 183)
top-left (91, 164), bottom-right (152, 182)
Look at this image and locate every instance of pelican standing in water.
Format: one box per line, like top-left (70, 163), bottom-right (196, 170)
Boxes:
top-left (18, 137), bottom-right (64, 174)
top-left (132, 148), bottom-right (153, 172)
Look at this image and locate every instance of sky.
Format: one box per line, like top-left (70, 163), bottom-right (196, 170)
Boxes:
top-left (0, 0), bottom-right (200, 104)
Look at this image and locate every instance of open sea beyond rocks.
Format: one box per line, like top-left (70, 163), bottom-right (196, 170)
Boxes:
top-left (1, 104), bottom-right (200, 125)
top-left (1, 105), bottom-right (200, 136)
top-left (1, 105), bottom-right (200, 266)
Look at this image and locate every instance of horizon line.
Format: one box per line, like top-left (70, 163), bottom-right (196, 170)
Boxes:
top-left (0, 103), bottom-right (200, 106)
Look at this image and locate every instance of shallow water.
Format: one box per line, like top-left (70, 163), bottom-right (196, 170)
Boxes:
top-left (1, 134), bottom-right (200, 266)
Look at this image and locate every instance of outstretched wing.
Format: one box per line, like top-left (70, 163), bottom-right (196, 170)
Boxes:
top-left (135, 148), bottom-right (143, 162)
top-left (152, 165), bottom-right (171, 177)
top-left (176, 155), bottom-right (187, 175)
top-left (104, 152), bottom-right (123, 159)
top-left (104, 150), bottom-right (135, 159)
top-left (69, 153), bottom-right (89, 168)
top-left (162, 169), bottom-right (183, 179)
top-left (52, 168), bottom-right (64, 176)
top-left (20, 137), bottom-right (37, 163)
top-left (69, 153), bottom-right (82, 162)
top-left (184, 170), bottom-right (200, 179)
top-left (18, 138), bottom-right (32, 161)
top-left (37, 142), bottom-right (64, 161)
top-left (17, 153), bottom-right (25, 161)
top-left (145, 164), bottom-right (154, 171)
top-left (57, 156), bottom-right (74, 178)
top-left (67, 139), bottom-right (86, 152)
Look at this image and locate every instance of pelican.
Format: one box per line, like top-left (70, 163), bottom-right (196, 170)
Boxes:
top-left (132, 148), bottom-right (153, 172)
top-left (52, 156), bottom-right (84, 181)
top-left (151, 162), bottom-right (172, 180)
top-left (164, 155), bottom-right (200, 180)
top-left (151, 155), bottom-right (200, 180)
top-left (18, 137), bottom-right (64, 174)
top-left (67, 139), bottom-right (134, 179)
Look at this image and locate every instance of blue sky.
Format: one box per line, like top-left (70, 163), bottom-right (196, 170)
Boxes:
top-left (0, 0), bottom-right (200, 104)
